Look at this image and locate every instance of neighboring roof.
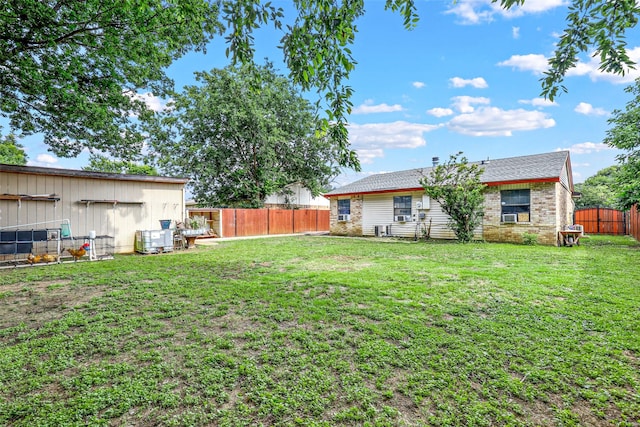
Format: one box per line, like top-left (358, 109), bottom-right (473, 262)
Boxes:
top-left (0, 163), bottom-right (189, 184)
top-left (325, 151), bottom-right (571, 197)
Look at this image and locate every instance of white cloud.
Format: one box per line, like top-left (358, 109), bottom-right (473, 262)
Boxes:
top-left (574, 102), bottom-right (608, 116)
top-left (348, 121), bottom-right (440, 150)
top-left (412, 81), bottom-right (425, 89)
top-left (497, 54), bottom-right (549, 74)
top-left (445, 1), bottom-right (494, 24)
top-left (446, 0), bottom-right (567, 24)
top-left (518, 98), bottom-right (558, 107)
top-left (499, 47), bottom-right (640, 84)
top-left (427, 107), bottom-right (454, 117)
top-left (512, 26), bottom-right (520, 39)
top-left (451, 96), bottom-right (491, 113)
top-left (125, 91), bottom-right (169, 113)
top-left (566, 47), bottom-right (640, 83)
top-left (355, 149), bottom-right (385, 165)
top-left (352, 100), bottom-right (404, 114)
top-left (450, 77), bottom-right (488, 89)
top-left (510, 0), bottom-right (567, 14)
top-left (447, 107), bottom-right (555, 136)
top-left (555, 142), bottom-right (615, 154)
top-left (27, 153), bottom-right (60, 168)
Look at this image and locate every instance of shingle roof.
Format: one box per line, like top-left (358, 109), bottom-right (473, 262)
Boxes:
top-left (0, 163), bottom-right (189, 184)
top-left (325, 151), bottom-right (570, 197)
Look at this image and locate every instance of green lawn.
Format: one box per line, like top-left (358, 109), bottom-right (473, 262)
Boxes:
top-left (0, 235), bottom-right (639, 426)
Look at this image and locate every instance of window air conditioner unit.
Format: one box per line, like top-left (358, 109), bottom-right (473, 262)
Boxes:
top-left (395, 215), bottom-right (410, 222)
top-left (502, 213), bottom-right (518, 223)
top-left (337, 214), bottom-right (350, 222)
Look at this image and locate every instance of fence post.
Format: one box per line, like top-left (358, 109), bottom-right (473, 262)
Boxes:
top-left (624, 211), bottom-right (628, 235)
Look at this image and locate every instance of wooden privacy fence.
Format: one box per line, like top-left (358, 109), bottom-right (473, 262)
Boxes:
top-left (574, 207), bottom-right (628, 235)
top-left (187, 208), bottom-right (329, 238)
top-left (631, 205), bottom-right (640, 241)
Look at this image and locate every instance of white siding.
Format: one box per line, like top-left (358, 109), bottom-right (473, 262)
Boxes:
top-left (560, 162), bottom-right (571, 191)
top-left (264, 183), bottom-right (330, 209)
top-left (362, 194), bottom-right (392, 236)
top-left (362, 191), bottom-right (459, 239)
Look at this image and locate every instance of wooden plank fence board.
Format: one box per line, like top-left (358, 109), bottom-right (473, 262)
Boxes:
top-left (631, 205), bottom-right (640, 241)
top-left (318, 210), bottom-right (329, 231)
top-left (221, 209), bottom-right (236, 238)
top-left (293, 209), bottom-right (314, 233)
top-left (574, 207), bottom-right (627, 235)
top-left (237, 209), bottom-right (269, 237)
top-left (190, 208), bottom-right (328, 238)
top-left (269, 210), bottom-right (294, 234)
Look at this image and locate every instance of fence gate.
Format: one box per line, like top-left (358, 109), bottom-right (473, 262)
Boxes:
top-left (574, 207), bottom-right (628, 235)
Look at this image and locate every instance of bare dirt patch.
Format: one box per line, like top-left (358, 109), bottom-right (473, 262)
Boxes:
top-left (0, 280), bottom-right (107, 329)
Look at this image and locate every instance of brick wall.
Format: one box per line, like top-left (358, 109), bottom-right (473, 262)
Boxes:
top-left (483, 182), bottom-right (572, 246)
top-left (330, 195), bottom-right (363, 236)
top-left (330, 182), bottom-right (574, 244)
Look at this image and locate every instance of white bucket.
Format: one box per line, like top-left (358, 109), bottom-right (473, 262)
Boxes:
top-left (89, 230), bottom-right (96, 239)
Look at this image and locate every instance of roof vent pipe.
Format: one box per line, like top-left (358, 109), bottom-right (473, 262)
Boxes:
top-left (432, 157), bottom-right (439, 167)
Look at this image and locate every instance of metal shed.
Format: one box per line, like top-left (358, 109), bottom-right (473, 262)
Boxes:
top-left (0, 164), bottom-right (188, 260)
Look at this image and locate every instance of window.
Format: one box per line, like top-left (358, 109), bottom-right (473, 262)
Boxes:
top-left (338, 199), bottom-right (350, 215)
top-left (393, 195), bottom-right (412, 217)
top-left (501, 189), bottom-right (530, 221)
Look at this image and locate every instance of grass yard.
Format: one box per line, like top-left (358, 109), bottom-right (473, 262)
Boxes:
top-left (0, 235), bottom-right (639, 426)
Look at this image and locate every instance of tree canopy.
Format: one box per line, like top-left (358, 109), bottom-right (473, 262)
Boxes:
top-left (574, 165), bottom-right (622, 209)
top-left (604, 77), bottom-right (640, 210)
top-left (421, 153), bottom-right (486, 243)
top-left (82, 154), bottom-right (158, 176)
top-left (147, 63), bottom-right (340, 208)
top-left (0, 133), bottom-right (27, 166)
top-left (0, 0), bottom-right (222, 159)
top-left (2, 0), bottom-right (639, 169)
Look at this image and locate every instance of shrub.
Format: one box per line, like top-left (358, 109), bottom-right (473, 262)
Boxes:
top-left (522, 232), bottom-right (538, 245)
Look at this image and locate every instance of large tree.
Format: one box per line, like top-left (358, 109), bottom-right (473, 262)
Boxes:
top-left (83, 154), bottom-right (158, 176)
top-left (2, 0), bottom-right (639, 168)
top-left (148, 63), bottom-right (340, 208)
top-left (604, 77), bottom-right (640, 210)
top-left (421, 153), bottom-right (486, 243)
top-left (0, 0), bottom-right (222, 160)
top-left (574, 165), bottom-right (622, 209)
top-left (0, 133), bottom-right (27, 166)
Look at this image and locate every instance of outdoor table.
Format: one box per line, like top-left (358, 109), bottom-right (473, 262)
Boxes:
top-left (558, 230), bottom-right (582, 246)
top-left (180, 229), bottom-right (206, 249)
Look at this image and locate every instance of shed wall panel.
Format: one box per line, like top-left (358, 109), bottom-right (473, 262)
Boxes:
top-left (0, 171), bottom-right (185, 253)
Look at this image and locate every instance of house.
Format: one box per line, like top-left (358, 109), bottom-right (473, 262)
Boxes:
top-left (324, 151), bottom-right (575, 245)
top-left (0, 164), bottom-right (188, 256)
top-left (263, 183), bottom-right (330, 210)
top-left (186, 183), bottom-right (330, 210)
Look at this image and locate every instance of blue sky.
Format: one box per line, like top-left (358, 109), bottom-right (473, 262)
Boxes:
top-left (17, 0), bottom-right (640, 185)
